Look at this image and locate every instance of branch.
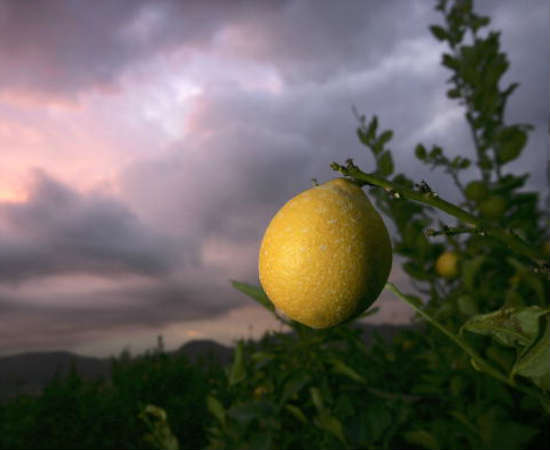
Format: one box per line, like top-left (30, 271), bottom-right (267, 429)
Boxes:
top-left (330, 160), bottom-right (545, 267)
top-left (385, 282), bottom-right (545, 402)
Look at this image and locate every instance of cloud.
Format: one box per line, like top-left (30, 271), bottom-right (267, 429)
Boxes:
top-left (0, 0), bottom-right (288, 99)
top-left (0, 169), bottom-right (181, 284)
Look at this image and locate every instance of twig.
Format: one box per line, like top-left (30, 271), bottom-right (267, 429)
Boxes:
top-left (385, 282), bottom-right (545, 403)
top-left (330, 161), bottom-right (545, 268)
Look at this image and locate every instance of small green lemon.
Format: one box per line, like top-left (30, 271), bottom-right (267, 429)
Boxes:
top-left (457, 294), bottom-right (478, 315)
top-left (258, 178), bottom-right (392, 329)
top-left (435, 251), bottom-right (460, 279)
top-left (464, 180), bottom-right (488, 203)
top-left (479, 195), bottom-right (507, 219)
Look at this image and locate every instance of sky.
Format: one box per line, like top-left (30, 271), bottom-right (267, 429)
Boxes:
top-left (0, 0), bottom-right (548, 358)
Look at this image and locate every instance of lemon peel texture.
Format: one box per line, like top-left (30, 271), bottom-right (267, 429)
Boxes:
top-left (258, 178), bottom-right (392, 329)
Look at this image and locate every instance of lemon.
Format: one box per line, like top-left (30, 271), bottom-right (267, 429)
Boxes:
top-left (457, 294), bottom-right (478, 315)
top-left (435, 251), bottom-right (460, 279)
top-left (464, 180), bottom-right (488, 203)
top-left (258, 178), bottom-right (392, 329)
top-left (479, 195), bottom-right (507, 219)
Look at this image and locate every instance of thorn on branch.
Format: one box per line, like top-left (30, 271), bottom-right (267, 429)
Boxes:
top-left (415, 180), bottom-right (433, 193)
top-left (425, 225), bottom-right (481, 238)
top-left (345, 158), bottom-right (358, 170)
top-left (384, 186), bottom-right (401, 199)
top-left (415, 179), bottom-right (440, 198)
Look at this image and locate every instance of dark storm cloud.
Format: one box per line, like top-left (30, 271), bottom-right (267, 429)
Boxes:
top-left (217, 0), bottom-right (440, 84)
top-left (0, 0), bottom-right (288, 97)
top-left (119, 108), bottom-right (313, 250)
top-left (0, 169), bottom-right (180, 283)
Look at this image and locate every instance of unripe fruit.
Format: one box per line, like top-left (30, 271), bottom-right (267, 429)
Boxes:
top-left (464, 180), bottom-right (489, 203)
top-left (457, 294), bottom-right (478, 315)
top-left (258, 178), bottom-right (392, 329)
top-left (435, 251), bottom-right (460, 279)
top-left (479, 195), bottom-right (507, 219)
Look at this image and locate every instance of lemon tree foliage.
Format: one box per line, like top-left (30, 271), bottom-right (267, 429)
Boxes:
top-left (0, 343), bottom-right (220, 450)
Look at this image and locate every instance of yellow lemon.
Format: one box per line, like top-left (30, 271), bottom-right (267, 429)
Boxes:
top-left (435, 251), bottom-right (460, 278)
top-left (258, 178), bottom-right (392, 329)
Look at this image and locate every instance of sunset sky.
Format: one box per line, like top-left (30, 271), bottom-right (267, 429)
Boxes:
top-left (0, 0), bottom-right (548, 358)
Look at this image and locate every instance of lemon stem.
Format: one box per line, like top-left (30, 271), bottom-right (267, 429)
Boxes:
top-left (385, 282), bottom-right (545, 402)
top-left (331, 162), bottom-right (544, 267)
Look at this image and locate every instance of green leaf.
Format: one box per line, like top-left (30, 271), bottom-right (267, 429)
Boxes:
top-left (249, 432), bottom-right (273, 450)
top-left (334, 394), bottom-right (355, 418)
top-left (377, 151), bottom-right (394, 177)
top-left (251, 351), bottom-right (275, 369)
top-left (357, 128), bottom-right (371, 146)
top-left (461, 255), bottom-right (486, 290)
top-left (415, 144), bottom-right (427, 160)
top-left (227, 401), bottom-right (275, 425)
top-left (404, 430), bottom-right (440, 450)
top-left (328, 358), bottom-right (366, 383)
top-left (430, 25), bottom-right (448, 41)
top-left (231, 280), bottom-right (274, 313)
top-left (486, 344), bottom-right (515, 372)
top-left (310, 387), bottom-right (324, 412)
top-left (229, 341), bottom-right (246, 385)
top-left (366, 115), bottom-right (378, 141)
top-left (442, 53), bottom-right (459, 70)
top-left (495, 126), bottom-right (527, 164)
top-left (447, 88), bottom-right (461, 98)
top-left (357, 306), bottom-right (380, 318)
top-left (376, 130), bottom-right (394, 150)
top-left (429, 146), bottom-right (443, 158)
top-left (316, 413), bottom-right (347, 443)
top-left (366, 403), bottom-right (392, 441)
top-left (459, 158), bottom-right (471, 168)
top-left (284, 404), bottom-right (308, 423)
top-left (206, 396), bottom-right (226, 425)
top-left (461, 306), bottom-right (549, 348)
top-left (280, 370), bottom-right (311, 406)
top-left (512, 319), bottom-right (549, 387)
top-left (477, 406), bottom-right (540, 450)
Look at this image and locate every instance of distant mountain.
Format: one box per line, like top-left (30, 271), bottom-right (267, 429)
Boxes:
top-left (0, 323), bottom-right (418, 403)
top-left (0, 340), bottom-right (235, 403)
top-left (0, 351), bottom-right (111, 402)
top-left (174, 339), bottom-right (234, 366)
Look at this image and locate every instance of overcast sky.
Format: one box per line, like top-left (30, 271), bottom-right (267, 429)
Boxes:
top-left (0, 0), bottom-right (547, 358)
